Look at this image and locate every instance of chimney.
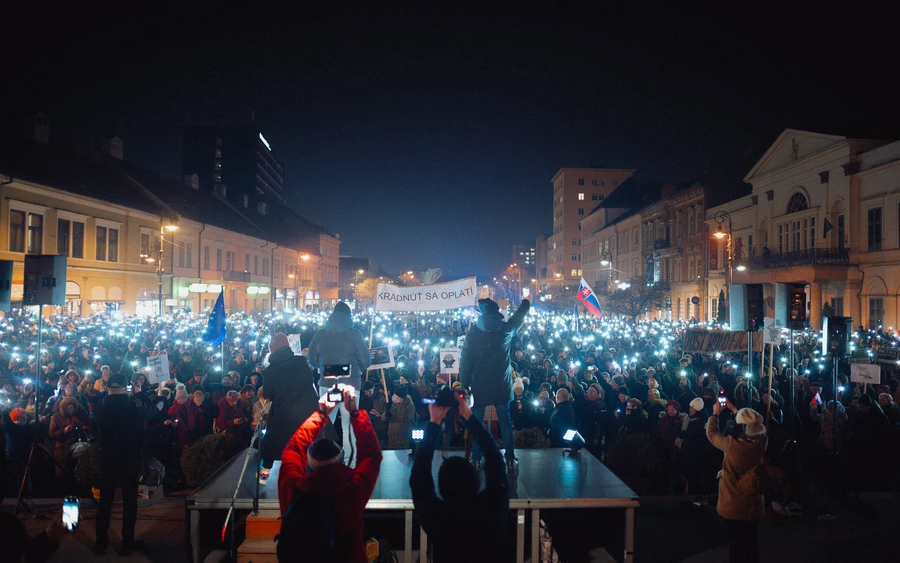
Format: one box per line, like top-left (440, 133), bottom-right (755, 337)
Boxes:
top-left (99, 136), bottom-right (124, 160)
top-left (183, 173), bottom-right (200, 189)
top-left (22, 113), bottom-right (50, 144)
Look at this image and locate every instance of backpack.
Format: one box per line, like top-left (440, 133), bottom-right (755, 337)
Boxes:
top-left (275, 491), bottom-right (350, 562)
top-left (736, 453), bottom-right (783, 497)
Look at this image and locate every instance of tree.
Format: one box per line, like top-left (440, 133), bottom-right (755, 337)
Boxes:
top-left (717, 289), bottom-right (727, 323)
top-left (605, 278), bottom-right (668, 321)
top-left (399, 272), bottom-right (421, 286)
top-left (355, 278), bottom-right (379, 307)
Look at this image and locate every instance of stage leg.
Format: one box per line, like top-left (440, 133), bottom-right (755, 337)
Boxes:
top-left (420, 526), bottom-right (428, 563)
top-left (404, 509), bottom-right (413, 563)
top-left (516, 510), bottom-right (525, 563)
top-left (530, 508), bottom-right (540, 563)
top-left (624, 507), bottom-right (635, 563)
top-left (190, 509), bottom-right (200, 563)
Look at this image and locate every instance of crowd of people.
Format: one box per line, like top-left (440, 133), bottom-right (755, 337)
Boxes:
top-left (0, 304), bottom-right (900, 512)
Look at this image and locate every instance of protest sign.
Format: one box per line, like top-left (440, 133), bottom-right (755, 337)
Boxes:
top-left (368, 345), bottom-right (395, 371)
top-left (457, 335), bottom-right (466, 348)
top-left (763, 318), bottom-right (782, 345)
top-left (439, 346), bottom-right (460, 374)
top-left (287, 333), bottom-right (303, 355)
top-left (683, 329), bottom-right (763, 353)
top-left (146, 352), bottom-right (169, 384)
top-left (850, 363), bottom-right (881, 384)
top-left (374, 277), bottom-right (477, 312)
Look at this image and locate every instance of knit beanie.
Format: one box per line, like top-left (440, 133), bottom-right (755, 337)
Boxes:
top-left (665, 400), bottom-right (681, 411)
top-left (612, 374), bottom-right (626, 387)
top-left (333, 302), bottom-right (351, 316)
top-left (394, 386), bottom-right (409, 400)
top-left (513, 378), bottom-right (525, 393)
top-left (269, 333), bottom-right (290, 354)
top-left (307, 438), bottom-right (342, 470)
top-left (689, 397), bottom-right (705, 412)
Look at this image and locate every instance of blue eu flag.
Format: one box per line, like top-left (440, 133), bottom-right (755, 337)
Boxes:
top-left (203, 291), bottom-right (226, 347)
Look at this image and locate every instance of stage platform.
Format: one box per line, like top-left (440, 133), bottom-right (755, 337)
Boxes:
top-left (187, 447), bottom-right (638, 562)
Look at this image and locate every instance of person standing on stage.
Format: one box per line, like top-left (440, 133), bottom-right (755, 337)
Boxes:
top-left (460, 297), bottom-right (530, 472)
top-left (94, 373), bottom-right (145, 555)
top-left (258, 333), bottom-right (318, 484)
top-left (307, 302), bottom-right (371, 465)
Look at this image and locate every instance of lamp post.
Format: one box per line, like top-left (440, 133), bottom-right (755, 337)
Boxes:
top-left (158, 221), bottom-right (178, 316)
top-left (713, 210), bottom-right (733, 324)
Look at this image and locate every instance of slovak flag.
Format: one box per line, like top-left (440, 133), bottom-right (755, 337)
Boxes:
top-left (577, 277), bottom-right (603, 318)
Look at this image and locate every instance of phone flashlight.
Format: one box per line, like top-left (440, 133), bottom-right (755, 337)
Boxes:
top-left (63, 496), bottom-right (79, 531)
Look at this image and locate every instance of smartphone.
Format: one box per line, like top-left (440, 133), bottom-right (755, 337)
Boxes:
top-left (533, 400), bottom-right (540, 407)
top-left (323, 364), bottom-right (351, 378)
top-left (718, 389), bottom-right (727, 407)
top-left (127, 384), bottom-right (133, 393)
top-left (63, 496), bottom-right (79, 531)
top-left (422, 398), bottom-right (436, 404)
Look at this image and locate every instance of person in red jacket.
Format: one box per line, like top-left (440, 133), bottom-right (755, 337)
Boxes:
top-left (277, 387), bottom-right (382, 562)
top-left (168, 388), bottom-right (204, 458)
top-left (216, 390), bottom-right (246, 435)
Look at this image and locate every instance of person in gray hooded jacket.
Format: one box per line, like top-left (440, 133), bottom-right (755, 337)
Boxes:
top-left (307, 301), bottom-right (372, 465)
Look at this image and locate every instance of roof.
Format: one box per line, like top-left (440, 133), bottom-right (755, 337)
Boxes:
top-left (0, 130), bottom-right (323, 253)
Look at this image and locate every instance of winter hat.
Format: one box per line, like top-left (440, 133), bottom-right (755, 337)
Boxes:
top-left (513, 378), bottom-right (525, 393)
top-left (477, 298), bottom-right (500, 315)
top-left (308, 438), bottom-right (343, 470)
top-left (689, 397), bottom-right (705, 412)
top-left (538, 390), bottom-right (550, 399)
top-left (9, 407), bottom-right (27, 423)
top-left (393, 386), bottom-right (409, 400)
top-left (451, 381), bottom-right (462, 389)
top-left (858, 394), bottom-right (873, 406)
top-left (269, 333), bottom-right (290, 354)
top-left (333, 302), bottom-right (352, 316)
top-left (362, 381), bottom-right (374, 391)
top-left (665, 400), bottom-right (681, 411)
top-left (611, 374), bottom-right (626, 387)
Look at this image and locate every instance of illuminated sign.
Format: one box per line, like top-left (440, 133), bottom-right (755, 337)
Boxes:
top-left (206, 284), bottom-right (223, 294)
top-left (259, 133), bottom-right (271, 151)
top-left (178, 287), bottom-right (190, 298)
top-left (189, 284), bottom-right (207, 293)
top-left (246, 286), bottom-right (259, 295)
top-left (258, 287), bottom-right (270, 295)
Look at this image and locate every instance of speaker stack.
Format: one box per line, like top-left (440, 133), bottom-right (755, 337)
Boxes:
top-left (729, 283), bottom-right (764, 332)
top-left (0, 260), bottom-right (13, 312)
top-left (23, 255), bottom-right (67, 306)
top-left (822, 316), bottom-right (853, 357)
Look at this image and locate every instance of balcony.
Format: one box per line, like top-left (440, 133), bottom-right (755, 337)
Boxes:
top-left (653, 239), bottom-right (672, 250)
top-left (746, 248), bottom-right (850, 270)
top-left (223, 270), bottom-right (251, 282)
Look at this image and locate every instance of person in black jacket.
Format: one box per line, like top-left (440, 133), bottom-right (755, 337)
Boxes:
top-left (94, 373), bottom-right (145, 556)
top-left (410, 390), bottom-right (509, 562)
top-left (460, 298), bottom-right (530, 472)
top-left (259, 333), bottom-right (318, 484)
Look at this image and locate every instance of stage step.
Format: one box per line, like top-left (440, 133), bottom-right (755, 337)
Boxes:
top-left (245, 509), bottom-right (281, 538)
top-left (237, 537), bottom-right (277, 563)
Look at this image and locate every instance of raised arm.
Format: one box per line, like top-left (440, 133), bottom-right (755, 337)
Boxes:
top-left (506, 299), bottom-right (531, 333)
top-left (277, 407), bottom-right (329, 516)
top-left (410, 418), bottom-right (441, 532)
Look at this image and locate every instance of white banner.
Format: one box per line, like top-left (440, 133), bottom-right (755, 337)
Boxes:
top-left (374, 277), bottom-right (477, 312)
top-left (439, 347), bottom-right (460, 374)
top-left (146, 352), bottom-right (169, 384)
top-left (850, 363), bottom-right (881, 384)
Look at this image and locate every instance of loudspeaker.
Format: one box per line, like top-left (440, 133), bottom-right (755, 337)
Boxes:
top-left (822, 316), bottom-right (852, 357)
top-left (0, 260), bottom-right (13, 312)
top-left (23, 255), bottom-right (67, 306)
top-left (775, 282), bottom-right (807, 330)
top-left (730, 283), bottom-right (764, 332)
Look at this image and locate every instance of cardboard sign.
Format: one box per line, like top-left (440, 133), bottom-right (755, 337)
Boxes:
top-left (850, 363), bottom-right (881, 384)
top-left (763, 318), bottom-right (782, 345)
top-left (146, 352), bottom-right (169, 384)
top-left (439, 346), bottom-right (460, 374)
top-left (683, 329), bottom-right (763, 353)
top-left (368, 345), bottom-right (395, 371)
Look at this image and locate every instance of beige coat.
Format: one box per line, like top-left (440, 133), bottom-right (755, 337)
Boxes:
top-left (706, 415), bottom-right (768, 521)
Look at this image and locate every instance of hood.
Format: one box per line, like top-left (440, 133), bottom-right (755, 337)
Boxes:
top-left (476, 313), bottom-right (504, 332)
top-left (324, 311), bottom-right (352, 333)
top-left (58, 396), bottom-right (78, 413)
top-left (267, 346), bottom-right (295, 365)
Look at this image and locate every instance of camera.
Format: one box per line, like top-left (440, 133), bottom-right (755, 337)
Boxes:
top-left (433, 384), bottom-right (460, 407)
top-left (326, 386), bottom-right (343, 402)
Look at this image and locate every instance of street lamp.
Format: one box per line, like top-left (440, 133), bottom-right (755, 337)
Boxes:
top-left (713, 210), bottom-right (733, 324)
top-left (159, 221), bottom-right (179, 316)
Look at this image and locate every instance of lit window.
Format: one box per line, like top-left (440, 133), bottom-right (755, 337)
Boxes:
top-left (578, 192), bottom-right (584, 200)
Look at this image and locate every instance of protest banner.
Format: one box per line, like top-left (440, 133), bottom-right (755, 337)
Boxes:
top-left (368, 345), bottom-right (395, 371)
top-left (146, 352), bottom-right (169, 384)
top-left (374, 277), bottom-right (477, 312)
top-left (850, 363), bottom-right (881, 384)
top-left (439, 346), bottom-right (460, 374)
top-left (683, 329), bottom-right (763, 353)
top-left (287, 333), bottom-right (303, 355)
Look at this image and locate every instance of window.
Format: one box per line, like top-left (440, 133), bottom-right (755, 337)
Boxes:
top-left (676, 214), bottom-right (682, 239)
top-left (578, 192), bottom-right (584, 200)
top-left (72, 222), bottom-right (84, 258)
top-left (27, 213), bottom-right (43, 253)
top-left (95, 227), bottom-right (107, 260)
top-left (215, 248), bottom-right (222, 271)
top-left (869, 297), bottom-right (884, 329)
top-left (9, 210), bottom-right (25, 252)
top-left (179, 244), bottom-right (185, 267)
top-left (868, 207), bottom-right (882, 251)
top-left (578, 178), bottom-right (584, 186)
top-left (571, 254), bottom-right (581, 261)
top-left (263, 258), bottom-right (269, 276)
top-left (831, 297), bottom-right (844, 316)
top-left (778, 224), bottom-right (784, 253)
top-left (254, 255), bottom-right (259, 275)
top-left (571, 239), bottom-right (580, 246)
top-left (57, 219), bottom-right (70, 256)
top-left (203, 246), bottom-right (210, 270)
top-left (791, 221), bottom-right (801, 251)
top-left (226, 251), bottom-right (234, 271)
top-left (108, 228), bottom-right (118, 262)
top-left (243, 194), bottom-right (249, 208)
top-left (578, 208), bottom-right (584, 216)
top-left (687, 209), bottom-right (695, 235)
top-left (633, 229), bottom-right (638, 246)
top-left (274, 260), bottom-right (281, 278)
top-left (570, 269), bottom-right (578, 277)
top-left (592, 179), bottom-right (605, 186)
top-left (786, 193), bottom-right (809, 214)
top-left (185, 243), bottom-right (192, 268)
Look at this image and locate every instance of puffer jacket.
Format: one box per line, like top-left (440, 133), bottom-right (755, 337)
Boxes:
top-left (706, 415), bottom-right (768, 521)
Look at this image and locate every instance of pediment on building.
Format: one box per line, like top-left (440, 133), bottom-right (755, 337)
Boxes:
top-left (744, 129), bottom-right (847, 183)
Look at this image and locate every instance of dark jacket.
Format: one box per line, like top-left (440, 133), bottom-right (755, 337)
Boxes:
top-left (95, 393), bottom-right (144, 464)
top-left (278, 410), bottom-right (382, 563)
top-left (460, 299), bottom-right (530, 407)
top-left (410, 416), bottom-right (509, 563)
top-left (307, 310), bottom-right (371, 390)
top-left (550, 400), bottom-right (577, 446)
top-left (259, 347), bottom-right (319, 461)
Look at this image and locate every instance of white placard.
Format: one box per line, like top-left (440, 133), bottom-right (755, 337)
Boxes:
top-left (850, 363), bottom-right (881, 384)
top-left (368, 345), bottom-right (395, 371)
top-left (287, 333), bottom-right (303, 355)
top-left (763, 317), bottom-right (782, 345)
top-left (374, 277), bottom-right (477, 312)
top-left (456, 335), bottom-right (466, 348)
top-left (439, 346), bottom-right (460, 374)
top-left (146, 352), bottom-right (170, 384)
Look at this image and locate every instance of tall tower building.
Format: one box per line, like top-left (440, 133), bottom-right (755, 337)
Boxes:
top-left (547, 168), bottom-right (634, 287)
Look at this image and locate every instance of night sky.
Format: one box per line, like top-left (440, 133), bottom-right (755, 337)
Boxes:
top-left (2, 5), bottom-right (895, 281)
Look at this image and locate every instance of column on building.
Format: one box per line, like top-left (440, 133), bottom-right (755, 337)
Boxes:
top-left (808, 282), bottom-right (823, 330)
